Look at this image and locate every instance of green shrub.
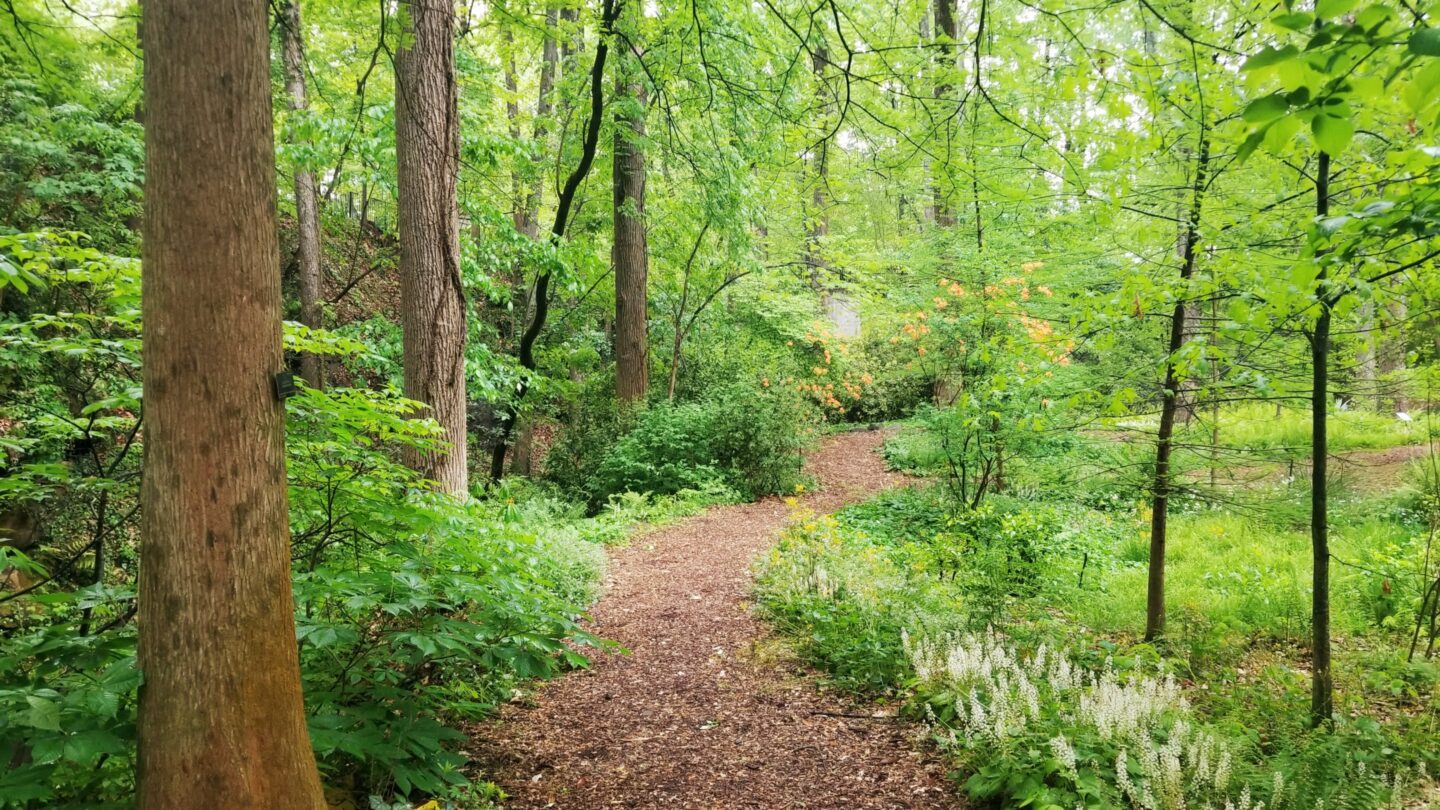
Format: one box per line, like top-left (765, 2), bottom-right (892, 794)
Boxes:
top-left (552, 382), bottom-right (812, 508)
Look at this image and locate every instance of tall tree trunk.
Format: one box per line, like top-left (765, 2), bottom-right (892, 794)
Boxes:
top-left (1311, 151), bottom-right (1334, 727)
top-left (396, 0), bottom-right (467, 494)
top-left (490, 0), bottom-right (622, 484)
top-left (503, 9), bottom-right (559, 476)
top-left (932, 0), bottom-right (957, 227)
top-left (1144, 131), bottom-right (1209, 642)
top-left (613, 57), bottom-right (649, 405)
top-left (279, 0), bottom-right (324, 389)
top-left (136, 1), bottom-right (325, 806)
top-left (807, 45), bottom-right (832, 300)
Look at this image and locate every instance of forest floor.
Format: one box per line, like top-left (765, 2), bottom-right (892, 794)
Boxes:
top-left (467, 429), bottom-right (959, 809)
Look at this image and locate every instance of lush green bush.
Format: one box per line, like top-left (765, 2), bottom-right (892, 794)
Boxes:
top-left (550, 381), bottom-right (812, 508)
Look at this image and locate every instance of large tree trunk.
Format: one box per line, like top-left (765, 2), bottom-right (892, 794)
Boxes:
top-left (396, 0), bottom-right (468, 494)
top-left (1144, 131), bottom-right (1209, 642)
top-left (136, 1), bottom-right (325, 806)
top-left (1311, 151), bottom-right (1334, 727)
top-left (280, 0), bottom-right (324, 390)
top-left (613, 51), bottom-right (649, 405)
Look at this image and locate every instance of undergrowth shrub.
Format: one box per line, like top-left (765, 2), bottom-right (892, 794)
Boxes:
top-left (550, 381), bottom-right (812, 508)
top-left (1, 352), bottom-right (611, 807)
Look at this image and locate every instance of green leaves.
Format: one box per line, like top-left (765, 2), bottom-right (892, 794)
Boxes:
top-left (1314, 0), bottom-right (1359, 19)
top-left (1242, 44), bottom-right (1300, 73)
top-left (1409, 28), bottom-right (1440, 57)
top-left (1242, 93), bottom-right (1290, 123)
top-left (1312, 112), bottom-right (1355, 155)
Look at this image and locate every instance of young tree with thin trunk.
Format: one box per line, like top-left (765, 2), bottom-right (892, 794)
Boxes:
top-left (136, 1), bottom-right (325, 805)
top-left (396, 0), bottom-right (468, 494)
top-left (279, 0), bottom-right (324, 390)
top-left (613, 27), bottom-right (649, 405)
top-left (490, 0), bottom-right (622, 484)
top-left (1310, 149), bottom-right (1334, 727)
top-left (1145, 131), bottom-right (1210, 642)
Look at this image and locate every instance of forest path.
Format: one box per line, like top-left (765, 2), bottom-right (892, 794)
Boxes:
top-left (468, 429), bottom-right (958, 808)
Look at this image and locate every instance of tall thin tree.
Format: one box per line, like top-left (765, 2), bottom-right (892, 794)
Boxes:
top-left (279, 0), bottom-right (324, 389)
top-left (1310, 150), bottom-right (1334, 726)
top-left (137, 0), bottom-right (325, 805)
top-left (396, 0), bottom-right (468, 494)
top-left (490, 0), bottom-right (622, 483)
top-left (1145, 129), bottom-right (1210, 641)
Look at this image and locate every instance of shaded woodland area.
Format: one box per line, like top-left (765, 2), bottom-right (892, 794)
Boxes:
top-left (1, 0), bottom-right (1440, 807)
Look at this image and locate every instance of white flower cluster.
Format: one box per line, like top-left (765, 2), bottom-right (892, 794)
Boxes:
top-left (1079, 666), bottom-right (1188, 741)
top-left (802, 565), bottom-right (837, 599)
top-left (903, 629), bottom-right (1258, 810)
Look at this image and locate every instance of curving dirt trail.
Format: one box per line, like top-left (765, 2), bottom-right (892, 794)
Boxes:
top-left (468, 429), bottom-right (958, 809)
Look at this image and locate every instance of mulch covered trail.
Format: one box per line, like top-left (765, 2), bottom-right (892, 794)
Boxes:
top-left (467, 429), bottom-right (959, 809)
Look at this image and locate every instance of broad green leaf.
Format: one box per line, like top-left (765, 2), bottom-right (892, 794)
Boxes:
top-left (1273, 11), bottom-right (1314, 29)
top-left (1312, 113), bottom-right (1354, 155)
top-left (1243, 94), bottom-right (1290, 123)
top-left (1243, 45), bottom-right (1300, 72)
top-left (1265, 114), bottom-right (1303, 153)
top-left (1405, 60), bottom-right (1440, 112)
top-left (25, 695), bottom-right (61, 731)
top-left (1411, 28), bottom-right (1440, 56)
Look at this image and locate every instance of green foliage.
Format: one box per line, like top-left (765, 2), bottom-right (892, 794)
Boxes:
top-left (549, 381), bottom-right (812, 508)
top-left (756, 486), bottom-right (1431, 809)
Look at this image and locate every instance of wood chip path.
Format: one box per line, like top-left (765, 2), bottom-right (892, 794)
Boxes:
top-left (468, 429), bottom-right (960, 808)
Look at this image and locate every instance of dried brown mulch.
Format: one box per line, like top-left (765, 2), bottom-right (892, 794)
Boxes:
top-left (466, 429), bottom-right (960, 809)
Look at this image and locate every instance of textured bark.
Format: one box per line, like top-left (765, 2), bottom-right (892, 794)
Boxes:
top-left (280, 0), bottom-right (324, 389)
top-left (136, 1), bottom-right (325, 806)
top-left (396, 0), bottom-right (468, 494)
top-left (1145, 131), bottom-right (1209, 642)
top-left (931, 0), bottom-right (957, 227)
top-left (1311, 151), bottom-right (1334, 727)
top-left (613, 58), bottom-right (649, 404)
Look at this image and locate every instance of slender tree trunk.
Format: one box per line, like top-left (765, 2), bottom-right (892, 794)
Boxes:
top-left (1357, 298), bottom-right (1377, 408)
top-left (503, 10), bottom-right (559, 476)
top-left (808, 45), bottom-right (832, 302)
top-left (613, 62), bottom-right (649, 405)
top-left (931, 0), bottom-right (956, 227)
top-left (137, 1), bottom-right (325, 806)
top-left (279, 0), bottom-right (324, 389)
top-left (396, 0), bottom-right (467, 494)
top-left (1311, 150), bottom-right (1334, 727)
top-left (490, 0), bottom-right (622, 484)
top-left (1145, 131), bottom-right (1209, 642)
